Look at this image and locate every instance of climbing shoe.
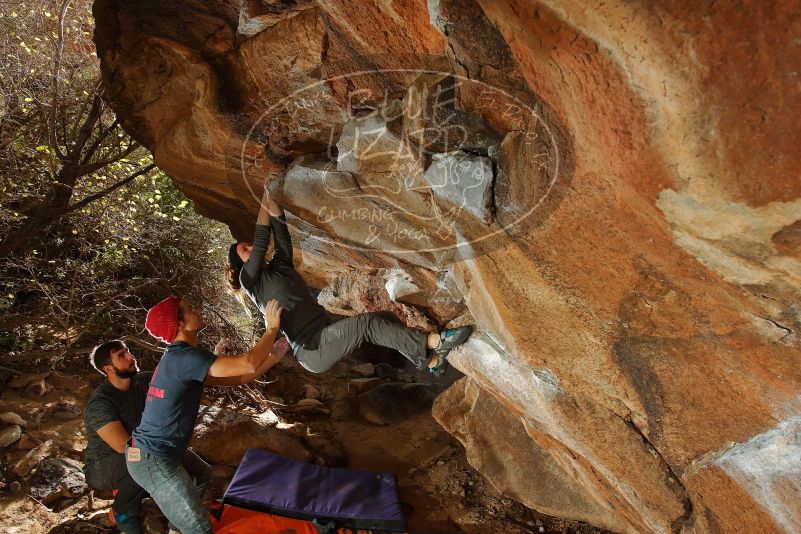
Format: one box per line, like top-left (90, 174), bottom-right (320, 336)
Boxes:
top-left (428, 326), bottom-right (472, 376)
top-left (434, 326), bottom-right (472, 358)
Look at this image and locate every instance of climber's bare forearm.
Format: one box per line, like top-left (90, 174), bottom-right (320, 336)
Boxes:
top-left (257, 188), bottom-right (283, 223)
top-left (267, 195), bottom-right (284, 217)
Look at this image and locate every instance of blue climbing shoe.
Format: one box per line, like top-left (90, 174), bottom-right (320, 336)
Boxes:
top-left (428, 326), bottom-right (472, 376)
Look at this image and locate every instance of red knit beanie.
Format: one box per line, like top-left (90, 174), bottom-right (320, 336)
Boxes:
top-left (145, 296), bottom-right (181, 344)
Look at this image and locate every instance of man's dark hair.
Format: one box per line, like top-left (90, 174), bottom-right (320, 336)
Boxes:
top-left (90, 340), bottom-right (125, 375)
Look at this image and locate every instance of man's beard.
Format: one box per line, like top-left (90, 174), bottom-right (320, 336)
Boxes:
top-left (113, 364), bottom-right (138, 379)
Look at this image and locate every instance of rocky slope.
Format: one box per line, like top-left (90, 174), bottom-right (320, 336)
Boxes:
top-left (93, 1), bottom-right (801, 532)
top-left (2, 357), bottom-right (601, 533)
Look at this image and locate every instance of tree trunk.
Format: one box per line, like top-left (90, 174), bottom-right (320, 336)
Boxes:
top-left (0, 94), bottom-right (105, 257)
top-left (0, 165), bottom-right (78, 256)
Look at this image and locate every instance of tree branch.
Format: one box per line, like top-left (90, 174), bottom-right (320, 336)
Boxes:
top-left (67, 83), bottom-right (98, 146)
top-left (69, 93), bottom-right (104, 161)
top-left (75, 141), bottom-right (140, 176)
top-left (65, 163), bottom-right (155, 214)
top-left (2, 334), bottom-right (165, 364)
top-left (119, 334), bottom-right (166, 354)
top-left (47, 0), bottom-right (73, 161)
top-left (80, 117), bottom-right (119, 165)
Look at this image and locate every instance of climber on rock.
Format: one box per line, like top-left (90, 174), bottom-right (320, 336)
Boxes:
top-left (224, 184), bottom-right (471, 377)
top-left (127, 297), bottom-right (287, 534)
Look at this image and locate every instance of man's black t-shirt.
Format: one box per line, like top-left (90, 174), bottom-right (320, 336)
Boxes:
top-left (83, 371), bottom-right (152, 467)
top-left (131, 341), bottom-right (215, 458)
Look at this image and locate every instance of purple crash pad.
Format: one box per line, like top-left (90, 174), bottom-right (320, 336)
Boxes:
top-left (223, 448), bottom-right (405, 531)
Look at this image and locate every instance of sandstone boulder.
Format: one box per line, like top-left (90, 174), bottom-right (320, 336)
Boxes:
top-left (0, 425), bottom-right (22, 448)
top-left (94, 0), bottom-right (801, 531)
top-left (28, 457), bottom-right (87, 505)
top-left (0, 412), bottom-right (27, 427)
top-left (435, 377), bottom-right (623, 531)
top-left (192, 406), bottom-right (310, 466)
top-left (318, 272), bottom-right (435, 332)
top-left (13, 440), bottom-right (58, 477)
top-left (422, 151), bottom-right (494, 223)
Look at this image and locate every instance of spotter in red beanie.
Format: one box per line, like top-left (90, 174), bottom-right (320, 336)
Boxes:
top-left (145, 296), bottom-right (181, 344)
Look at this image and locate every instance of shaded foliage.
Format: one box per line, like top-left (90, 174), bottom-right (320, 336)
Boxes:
top-left (0, 1), bottom-right (253, 364)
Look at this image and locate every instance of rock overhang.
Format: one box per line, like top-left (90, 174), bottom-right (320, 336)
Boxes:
top-left (93, 1), bottom-right (801, 532)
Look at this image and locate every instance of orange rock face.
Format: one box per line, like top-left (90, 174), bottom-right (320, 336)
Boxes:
top-left (93, 1), bottom-right (801, 532)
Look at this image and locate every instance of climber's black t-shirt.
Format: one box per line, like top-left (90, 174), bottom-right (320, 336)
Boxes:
top-left (131, 341), bottom-right (215, 458)
top-left (83, 371), bottom-right (152, 467)
top-left (239, 216), bottom-right (331, 351)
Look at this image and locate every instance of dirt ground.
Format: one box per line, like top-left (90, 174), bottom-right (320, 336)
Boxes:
top-left (0, 349), bottom-right (608, 534)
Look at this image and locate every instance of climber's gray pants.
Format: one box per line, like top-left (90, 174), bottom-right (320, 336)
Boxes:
top-left (294, 312), bottom-right (428, 374)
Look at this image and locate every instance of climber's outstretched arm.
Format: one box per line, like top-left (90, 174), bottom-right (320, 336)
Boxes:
top-left (254, 184), bottom-right (283, 227)
top-left (265, 189), bottom-right (284, 217)
top-left (241, 190), bottom-right (272, 279)
top-left (266, 192), bottom-right (292, 266)
top-left (256, 189), bottom-right (271, 225)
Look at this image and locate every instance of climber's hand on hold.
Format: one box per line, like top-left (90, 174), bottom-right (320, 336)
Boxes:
top-left (265, 188), bottom-right (284, 217)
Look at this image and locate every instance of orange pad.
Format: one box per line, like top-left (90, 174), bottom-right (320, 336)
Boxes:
top-left (209, 503), bottom-right (319, 534)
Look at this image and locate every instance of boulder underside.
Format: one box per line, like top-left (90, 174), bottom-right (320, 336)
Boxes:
top-left (93, 0), bottom-right (801, 532)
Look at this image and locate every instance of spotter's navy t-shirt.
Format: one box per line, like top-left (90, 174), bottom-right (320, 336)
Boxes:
top-left (131, 341), bottom-right (215, 458)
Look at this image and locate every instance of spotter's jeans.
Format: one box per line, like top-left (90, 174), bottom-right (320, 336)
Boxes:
top-left (126, 447), bottom-right (213, 534)
top-left (86, 448), bottom-right (210, 534)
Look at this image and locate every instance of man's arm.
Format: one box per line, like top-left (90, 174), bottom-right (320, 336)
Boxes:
top-left (85, 396), bottom-right (129, 453)
top-left (96, 421), bottom-right (130, 453)
top-left (205, 300), bottom-right (283, 380)
top-left (205, 338), bottom-right (289, 386)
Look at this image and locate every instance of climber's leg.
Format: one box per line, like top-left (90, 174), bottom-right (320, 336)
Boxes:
top-left (296, 312), bottom-right (428, 373)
